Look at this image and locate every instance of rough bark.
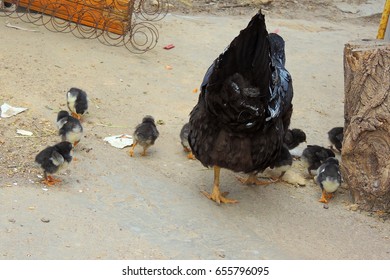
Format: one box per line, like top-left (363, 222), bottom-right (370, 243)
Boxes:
top-left (342, 39), bottom-right (390, 212)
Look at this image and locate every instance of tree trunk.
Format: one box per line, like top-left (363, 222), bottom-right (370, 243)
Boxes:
top-left (342, 39), bottom-right (390, 212)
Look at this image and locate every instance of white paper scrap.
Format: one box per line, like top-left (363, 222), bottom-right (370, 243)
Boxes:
top-left (16, 129), bottom-right (33, 136)
top-left (103, 134), bottom-right (133, 149)
top-left (1, 103), bottom-right (28, 118)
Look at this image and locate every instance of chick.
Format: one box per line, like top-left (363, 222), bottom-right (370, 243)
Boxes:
top-left (315, 157), bottom-right (342, 203)
top-left (35, 141), bottom-right (73, 186)
top-left (284, 128), bottom-right (306, 150)
top-left (57, 110), bottom-right (83, 147)
top-left (284, 128), bottom-right (307, 158)
top-left (328, 127), bottom-right (343, 153)
top-left (129, 115), bottom-right (159, 157)
top-left (180, 123), bottom-right (195, 159)
top-left (301, 145), bottom-right (335, 176)
top-left (269, 144), bottom-right (293, 181)
top-left (66, 87), bottom-right (88, 120)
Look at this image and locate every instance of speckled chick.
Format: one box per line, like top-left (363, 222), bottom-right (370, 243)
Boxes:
top-left (180, 123), bottom-right (195, 159)
top-left (315, 157), bottom-right (342, 203)
top-left (129, 115), bottom-right (159, 157)
top-left (57, 110), bottom-right (83, 147)
top-left (35, 141), bottom-right (73, 186)
top-left (302, 145), bottom-right (335, 176)
top-left (328, 127), bottom-right (343, 153)
top-left (66, 87), bottom-right (88, 120)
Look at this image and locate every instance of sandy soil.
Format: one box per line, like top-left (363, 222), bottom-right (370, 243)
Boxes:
top-left (1, 1), bottom-right (390, 259)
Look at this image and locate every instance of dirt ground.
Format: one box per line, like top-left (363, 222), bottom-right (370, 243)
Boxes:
top-left (1, 0), bottom-right (390, 259)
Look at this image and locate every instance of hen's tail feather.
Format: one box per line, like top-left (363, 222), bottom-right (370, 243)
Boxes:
top-left (206, 11), bottom-right (271, 97)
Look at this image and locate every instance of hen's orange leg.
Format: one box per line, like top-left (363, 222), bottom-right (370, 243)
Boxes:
top-left (187, 151), bottom-right (195, 160)
top-left (201, 166), bottom-right (238, 204)
top-left (237, 174), bottom-right (273, 186)
top-left (129, 141), bottom-right (138, 157)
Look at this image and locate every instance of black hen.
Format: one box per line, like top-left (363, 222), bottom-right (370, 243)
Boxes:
top-left (328, 127), bottom-right (343, 153)
top-left (188, 11), bottom-right (293, 204)
top-left (35, 141), bottom-right (73, 186)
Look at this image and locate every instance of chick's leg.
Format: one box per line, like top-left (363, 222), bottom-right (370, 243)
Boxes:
top-left (42, 172), bottom-right (61, 186)
top-left (237, 173), bottom-right (273, 186)
top-left (141, 147), bottom-right (147, 156)
top-left (71, 112), bottom-right (82, 120)
top-left (129, 141), bottom-right (137, 157)
top-left (318, 190), bottom-right (328, 203)
top-left (201, 166), bottom-right (238, 204)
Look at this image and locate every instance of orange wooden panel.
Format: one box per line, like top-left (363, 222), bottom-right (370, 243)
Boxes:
top-left (5, 0), bottom-right (133, 35)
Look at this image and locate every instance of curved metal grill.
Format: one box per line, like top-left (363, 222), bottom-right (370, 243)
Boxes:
top-left (0, 0), bottom-right (169, 53)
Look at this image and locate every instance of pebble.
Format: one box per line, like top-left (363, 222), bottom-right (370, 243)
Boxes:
top-left (41, 218), bottom-right (50, 223)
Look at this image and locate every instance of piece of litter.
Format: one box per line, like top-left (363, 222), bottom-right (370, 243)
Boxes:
top-left (37, 175), bottom-right (43, 179)
top-left (41, 218), bottom-right (50, 223)
top-left (42, 187), bottom-right (48, 191)
top-left (157, 120), bottom-right (165, 125)
top-left (165, 65), bottom-right (173, 70)
top-left (5, 22), bottom-right (38, 32)
top-left (16, 129), bottom-right (33, 136)
top-left (1, 103), bottom-right (28, 118)
top-left (163, 44), bottom-right (175, 50)
top-left (193, 88), bottom-right (198, 93)
top-left (103, 134), bottom-right (133, 149)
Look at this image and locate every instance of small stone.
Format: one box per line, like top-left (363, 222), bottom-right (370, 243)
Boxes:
top-left (323, 204), bottom-right (329, 209)
top-left (349, 204), bottom-right (359, 211)
top-left (8, 218), bottom-right (16, 223)
top-left (41, 218), bottom-right (50, 223)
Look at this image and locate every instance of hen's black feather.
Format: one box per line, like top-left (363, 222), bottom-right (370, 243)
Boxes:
top-left (189, 11), bottom-right (293, 174)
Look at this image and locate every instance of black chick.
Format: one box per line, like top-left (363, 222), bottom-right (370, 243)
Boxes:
top-left (328, 127), bottom-right (343, 153)
top-left (129, 115), bottom-right (159, 157)
top-left (57, 110), bottom-right (83, 147)
top-left (67, 87), bottom-right (88, 120)
top-left (301, 145), bottom-right (335, 176)
top-left (35, 141), bottom-right (73, 186)
top-left (180, 123), bottom-right (195, 160)
top-left (284, 128), bottom-right (306, 150)
top-left (188, 11), bottom-right (293, 204)
top-left (315, 157), bottom-right (342, 203)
